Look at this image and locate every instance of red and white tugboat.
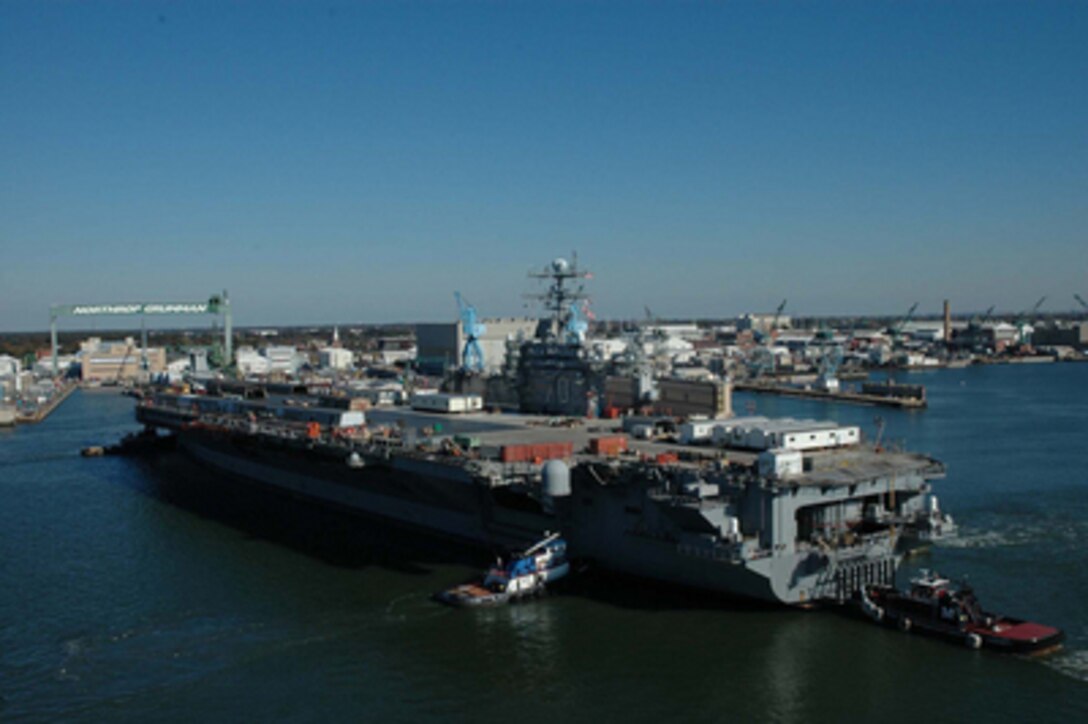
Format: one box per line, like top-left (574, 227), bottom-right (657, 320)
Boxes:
top-left (860, 570), bottom-right (1064, 655)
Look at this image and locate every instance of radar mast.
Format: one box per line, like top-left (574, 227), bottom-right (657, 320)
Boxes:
top-left (525, 253), bottom-right (592, 341)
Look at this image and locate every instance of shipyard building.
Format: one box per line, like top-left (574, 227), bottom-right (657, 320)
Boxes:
top-left (1032, 322), bottom-right (1088, 351)
top-left (79, 337), bottom-right (166, 383)
top-left (416, 318), bottom-right (537, 375)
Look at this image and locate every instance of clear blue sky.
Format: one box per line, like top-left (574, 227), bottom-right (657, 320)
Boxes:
top-left (2, 1), bottom-right (1085, 331)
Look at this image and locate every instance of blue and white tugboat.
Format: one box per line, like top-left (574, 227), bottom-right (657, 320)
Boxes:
top-left (437, 533), bottom-right (570, 607)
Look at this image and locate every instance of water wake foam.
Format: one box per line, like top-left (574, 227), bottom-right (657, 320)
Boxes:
top-left (1044, 648), bottom-right (1088, 683)
top-left (938, 519), bottom-right (1087, 550)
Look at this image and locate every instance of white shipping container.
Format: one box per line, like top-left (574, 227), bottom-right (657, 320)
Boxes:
top-left (679, 420), bottom-right (725, 445)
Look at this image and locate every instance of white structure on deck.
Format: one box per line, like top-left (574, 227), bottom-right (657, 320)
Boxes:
top-left (679, 417), bottom-right (733, 445)
top-left (348, 380), bottom-right (405, 406)
top-left (758, 448), bottom-right (804, 479)
top-left (682, 416), bottom-right (861, 452)
top-left (410, 392), bottom-right (484, 414)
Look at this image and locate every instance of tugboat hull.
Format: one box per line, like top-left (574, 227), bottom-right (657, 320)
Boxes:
top-left (863, 583), bottom-right (1064, 655)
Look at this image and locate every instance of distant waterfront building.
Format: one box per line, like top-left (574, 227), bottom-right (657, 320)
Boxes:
top-left (737, 313), bottom-right (792, 335)
top-left (951, 322), bottom-right (1020, 352)
top-left (1032, 322), bottom-right (1088, 351)
top-left (235, 347), bottom-right (271, 376)
top-left (31, 351), bottom-right (75, 377)
top-left (900, 322), bottom-right (946, 343)
top-left (319, 347), bottom-right (355, 370)
top-left (646, 323), bottom-right (703, 341)
top-left (79, 337), bottom-right (166, 383)
top-left (375, 337), bottom-right (416, 366)
top-left (262, 346), bottom-right (306, 374)
top-left (0, 354), bottom-right (20, 378)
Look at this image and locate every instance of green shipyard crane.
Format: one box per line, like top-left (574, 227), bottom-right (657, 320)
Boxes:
top-left (769, 298), bottom-right (787, 341)
top-left (49, 292), bottom-right (232, 376)
top-left (1013, 296), bottom-right (1047, 345)
top-left (977, 305), bottom-right (996, 326)
top-left (888, 302), bottom-right (919, 342)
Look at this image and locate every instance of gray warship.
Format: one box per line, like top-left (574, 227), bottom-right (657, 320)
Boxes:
top-left (126, 256), bottom-right (954, 606)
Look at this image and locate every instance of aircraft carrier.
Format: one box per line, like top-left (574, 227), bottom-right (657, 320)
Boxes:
top-left (133, 383), bottom-right (952, 606)
top-left (127, 258), bottom-right (955, 606)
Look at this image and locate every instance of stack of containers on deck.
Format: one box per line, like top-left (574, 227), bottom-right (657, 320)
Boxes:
top-left (588, 435), bottom-right (628, 456)
top-left (500, 442), bottom-right (574, 463)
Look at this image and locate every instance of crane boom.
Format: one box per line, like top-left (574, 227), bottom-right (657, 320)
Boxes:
top-left (454, 292), bottom-right (486, 372)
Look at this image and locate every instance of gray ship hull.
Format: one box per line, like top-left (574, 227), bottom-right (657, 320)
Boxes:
top-left (177, 431), bottom-right (552, 551)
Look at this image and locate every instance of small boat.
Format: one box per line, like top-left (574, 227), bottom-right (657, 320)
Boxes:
top-left (437, 533), bottom-right (570, 607)
top-left (860, 570), bottom-right (1064, 654)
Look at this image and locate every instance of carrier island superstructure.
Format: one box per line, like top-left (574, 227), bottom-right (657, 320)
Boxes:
top-left (134, 388), bottom-right (952, 606)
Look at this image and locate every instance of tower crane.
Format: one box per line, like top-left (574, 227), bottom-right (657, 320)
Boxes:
top-left (888, 302), bottom-right (919, 341)
top-left (1075, 294), bottom-right (1088, 314)
top-left (977, 305), bottom-right (996, 326)
top-left (769, 298), bottom-right (787, 341)
top-left (454, 292), bottom-right (487, 373)
top-left (1014, 296), bottom-right (1047, 345)
top-left (747, 299), bottom-right (787, 379)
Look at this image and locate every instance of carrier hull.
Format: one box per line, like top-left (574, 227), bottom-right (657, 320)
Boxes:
top-left (176, 430), bottom-right (553, 551)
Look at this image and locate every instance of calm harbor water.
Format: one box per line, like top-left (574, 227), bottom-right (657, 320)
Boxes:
top-left (2, 364), bottom-right (1087, 722)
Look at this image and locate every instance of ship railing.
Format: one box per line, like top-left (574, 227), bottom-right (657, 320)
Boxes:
top-left (817, 531), bottom-right (894, 561)
top-left (817, 555), bottom-right (897, 603)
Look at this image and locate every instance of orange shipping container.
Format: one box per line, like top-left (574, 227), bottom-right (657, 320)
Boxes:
top-left (500, 442), bottom-right (573, 463)
top-left (589, 435), bottom-right (628, 456)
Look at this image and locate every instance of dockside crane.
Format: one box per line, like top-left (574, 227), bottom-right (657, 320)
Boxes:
top-left (565, 302), bottom-right (589, 344)
top-left (769, 298), bottom-right (787, 341)
top-left (748, 299), bottom-right (787, 379)
top-left (977, 305), bottom-right (996, 326)
top-left (888, 302), bottom-right (919, 343)
top-left (454, 292), bottom-right (487, 373)
top-left (1075, 294), bottom-right (1088, 316)
top-left (1014, 296), bottom-right (1047, 345)
top-left (814, 322), bottom-right (844, 392)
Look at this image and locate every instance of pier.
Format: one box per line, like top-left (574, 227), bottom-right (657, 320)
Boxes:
top-left (14, 382), bottom-right (77, 424)
top-left (734, 381), bottom-right (927, 409)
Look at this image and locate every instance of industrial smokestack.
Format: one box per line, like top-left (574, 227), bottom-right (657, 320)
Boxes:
top-left (943, 300), bottom-right (952, 343)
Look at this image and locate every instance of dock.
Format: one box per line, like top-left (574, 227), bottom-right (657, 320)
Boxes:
top-left (734, 382), bottom-right (927, 409)
top-left (14, 382), bottom-right (77, 424)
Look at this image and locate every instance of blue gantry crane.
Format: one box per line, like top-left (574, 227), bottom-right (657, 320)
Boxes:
top-left (565, 302), bottom-right (589, 344)
top-left (455, 292), bottom-right (487, 373)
